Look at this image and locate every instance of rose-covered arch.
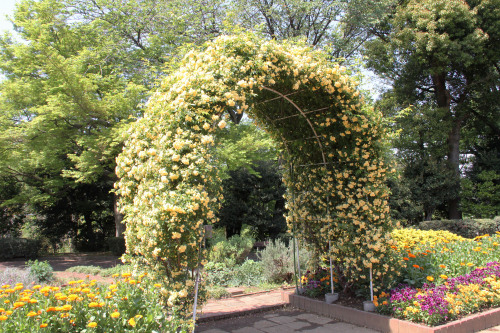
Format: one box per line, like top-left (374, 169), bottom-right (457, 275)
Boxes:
top-left (115, 34), bottom-right (397, 323)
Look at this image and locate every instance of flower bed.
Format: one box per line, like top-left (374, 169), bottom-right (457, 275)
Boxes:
top-left (286, 292), bottom-right (500, 333)
top-left (0, 273), bottom-right (191, 332)
top-left (376, 261), bottom-right (500, 326)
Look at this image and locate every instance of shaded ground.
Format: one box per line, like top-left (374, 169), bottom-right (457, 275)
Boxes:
top-left (0, 253), bottom-right (122, 283)
top-left (196, 308), bottom-right (379, 333)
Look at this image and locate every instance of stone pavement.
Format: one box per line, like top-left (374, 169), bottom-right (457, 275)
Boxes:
top-left (198, 289), bottom-right (500, 333)
top-left (197, 289), bottom-right (379, 332)
top-left (199, 289), bottom-right (290, 321)
top-left (196, 308), bottom-right (379, 333)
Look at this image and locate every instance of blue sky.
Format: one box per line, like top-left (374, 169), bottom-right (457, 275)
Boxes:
top-left (0, 0), bottom-right (19, 34)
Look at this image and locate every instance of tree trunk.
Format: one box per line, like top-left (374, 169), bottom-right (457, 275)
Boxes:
top-left (432, 73), bottom-right (462, 219)
top-left (447, 118), bottom-right (462, 219)
top-left (113, 194), bottom-right (125, 237)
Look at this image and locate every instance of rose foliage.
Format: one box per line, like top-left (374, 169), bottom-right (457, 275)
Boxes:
top-left (115, 34), bottom-right (398, 322)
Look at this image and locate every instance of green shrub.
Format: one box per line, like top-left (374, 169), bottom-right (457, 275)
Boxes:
top-left (66, 265), bottom-right (103, 275)
top-left (100, 264), bottom-right (130, 277)
top-left (230, 260), bottom-right (266, 286)
top-left (0, 238), bottom-right (40, 259)
top-left (26, 259), bottom-right (54, 282)
top-left (204, 260), bottom-right (267, 287)
top-left (258, 239), bottom-right (311, 283)
top-left (208, 234), bottom-right (255, 266)
top-left (204, 262), bottom-right (233, 286)
top-left (206, 285), bottom-right (231, 299)
top-left (418, 219), bottom-right (500, 238)
top-left (107, 237), bottom-right (126, 256)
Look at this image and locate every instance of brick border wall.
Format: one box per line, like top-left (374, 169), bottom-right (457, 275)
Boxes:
top-left (281, 291), bottom-right (500, 333)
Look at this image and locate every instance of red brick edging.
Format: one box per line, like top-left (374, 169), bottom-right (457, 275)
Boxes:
top-left (282, 292), bottom-right (500, 333)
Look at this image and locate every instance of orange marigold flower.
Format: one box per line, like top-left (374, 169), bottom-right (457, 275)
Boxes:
top-left (413, 265), bottom-right (420, 269)
top-left (408, 253), bottom-right (416, 258)
top-left (0, 315), bottom-right (8, 321)
top-left (403, 257), bottom-right (409, 261)
top-left (62, 304), bottom-right (72, 311)
top-left (439, 264), bottom-right (446, 269)
top-left (426, 276), bottom-right (434, 282)
top-left (440, 275), bottom-right (448, 280)
top-left (27, 311), bottom-right (38, 317)
top-left (40, 323), bottom-right (48, 328)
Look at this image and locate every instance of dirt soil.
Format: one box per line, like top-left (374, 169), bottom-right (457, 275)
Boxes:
top-left (0, 253), bottom-right (122, 283)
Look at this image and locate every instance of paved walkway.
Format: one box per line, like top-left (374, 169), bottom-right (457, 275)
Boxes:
top-left (198, 289), bottom-right (500, 333)
top-left (199, 289), bottom-right (291, 321)
top-left (198, 289), bottom-right (379, 332)
top-left (197, 308), bottom-right (379, 333)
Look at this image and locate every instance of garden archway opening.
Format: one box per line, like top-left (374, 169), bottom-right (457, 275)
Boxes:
top-left (115, 34), bottom-right (397, 322)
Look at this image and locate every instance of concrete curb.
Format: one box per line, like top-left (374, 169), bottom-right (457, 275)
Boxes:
top-left (197, 303), bottom-right (288, 323)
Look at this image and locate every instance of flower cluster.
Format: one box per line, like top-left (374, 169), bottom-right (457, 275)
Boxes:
top-left (376, 261), bottom-right (500, 326)
top-left (115, 32), bottom-right (396, 312)
top-left (393, 230), bottom-right (500, 287)
top-left (391, 228), bottom-right (467, 250)
top-left (301, 268), bottom-right (337, 297)
top-left (0, 273), bottom-right (191, 332)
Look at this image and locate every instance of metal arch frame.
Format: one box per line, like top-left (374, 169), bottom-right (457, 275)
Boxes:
top-left (260, 86), bottom-right (327, 165)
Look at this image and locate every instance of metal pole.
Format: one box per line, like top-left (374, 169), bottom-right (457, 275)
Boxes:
top-left (290, 162), bottom-right (299, 293)
top-left (370, 267), bottom-right (374, 302)
top-left (296, 237), bottom-right (301, 284)
top-left (329, 240), bottom-right (334, 294)
top-left (192, 228), bottom-right (205, 332)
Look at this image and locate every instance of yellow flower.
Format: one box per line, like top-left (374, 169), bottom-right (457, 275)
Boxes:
top-left (27, 311), bottom-right (38, 317)
top-left (0, 315), bottom-right (7, 321)
top-left (40, 323), bottom-right (48, 328)
top-left (178, 245), bottom-right (187, 253)
top-left (111, 312), bottom-right (120, 318)
top-left (426, 276), bottom-right (434, 282)
top-left (88, 322), bottom-right (98, 328)
top-left (128, 317), bottom-right (136, 327)
top-left (61, 304), bottom-right (72, 311)
top-left (440, 274), bottom-right (448, 280)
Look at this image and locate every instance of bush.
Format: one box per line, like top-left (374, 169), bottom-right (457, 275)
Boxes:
top-left (231, 260), bottom-right (266, 286)
top-left (0, 267), bottom-right (37, 287)
top-left (203, 262), bottom-right (233, 286)
top-left (0, 238), bottom-right (40, 259)
top-left (258, 238), bottom-right (310, 284)
top-left (26, 259), bottom-right (54, 282)
top-left (206, 285), bottom-right (230, 299)
top-left (418, 219), bottom-right (500, 238)
top-left (208, 234), bottom-right (255, 266)
top-left (204, 260), bottom-right (266, 287)
top-left (66, 265), bottom-right (103, 275)
top-left (107, 237), bottom-right (126, 256)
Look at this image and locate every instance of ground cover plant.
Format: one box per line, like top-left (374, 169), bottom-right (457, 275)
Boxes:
top-left (0, 272), bottom-right (191, 332)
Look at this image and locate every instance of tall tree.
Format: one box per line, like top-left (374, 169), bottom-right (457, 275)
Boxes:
top-left (230, 0), bottom-right (395, 61)
top-left (366, 0), bottom-right (500, 219)
top-left (0, 0), bottom-right (146, 239)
